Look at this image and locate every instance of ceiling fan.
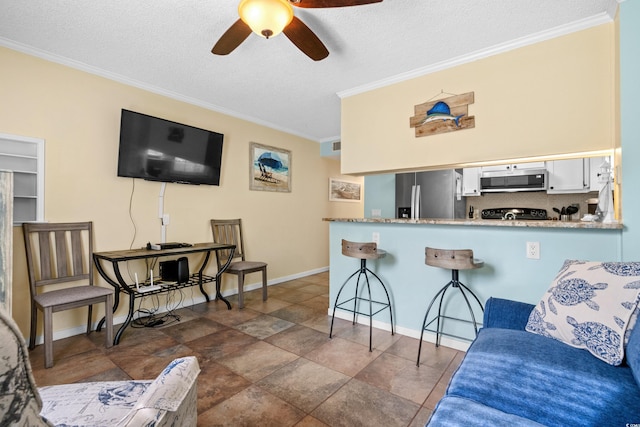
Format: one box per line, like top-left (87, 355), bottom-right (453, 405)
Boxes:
top-left (211, 0), bottom-right (383, 61)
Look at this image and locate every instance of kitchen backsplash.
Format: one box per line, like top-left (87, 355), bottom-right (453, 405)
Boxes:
top-left (465, 191), bottom-right (600, 220)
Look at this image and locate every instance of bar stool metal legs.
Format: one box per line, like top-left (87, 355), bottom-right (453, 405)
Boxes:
top-left (417, 248), bottom-right (484, 366)
top-left (330, 240), bottom-right (394, 352)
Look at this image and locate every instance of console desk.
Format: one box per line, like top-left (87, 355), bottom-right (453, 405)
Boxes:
top-left (93, 242), bottom-right (235, 344)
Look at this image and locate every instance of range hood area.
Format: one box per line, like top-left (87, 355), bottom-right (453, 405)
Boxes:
top-left (479, 168), bottom-right (548, 193)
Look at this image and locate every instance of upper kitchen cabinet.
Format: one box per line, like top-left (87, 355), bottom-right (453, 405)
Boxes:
top-left (462, 167), bottom-right (481, 196)
top-left (481, 161), bottom-right (546, 173)
top-left (547, 158), bottom-right (590, 194)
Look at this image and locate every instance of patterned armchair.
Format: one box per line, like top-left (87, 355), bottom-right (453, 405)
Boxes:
top-left (0, 308), bottom-right (199, 426)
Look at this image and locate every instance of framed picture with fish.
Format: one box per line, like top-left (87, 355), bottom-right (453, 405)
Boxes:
top-left (409, 91), bottom-right (475, 138)
top-left (329, 178), bottom-right (362, 202)
top-left (249, 142), bottom-right (292, 192)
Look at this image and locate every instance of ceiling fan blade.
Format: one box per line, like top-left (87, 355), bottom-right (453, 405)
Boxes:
top-left (290, 0), bottom-right (382, 8)
top-left (211, 19), bottom-right (252, 55)
top-left (283, 16), bottom-right (329, 61)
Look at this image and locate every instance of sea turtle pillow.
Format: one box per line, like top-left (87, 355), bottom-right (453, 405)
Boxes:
top-left (525, 260), bottom-right (640, 366)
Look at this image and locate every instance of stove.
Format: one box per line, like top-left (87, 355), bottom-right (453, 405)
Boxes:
top-left (481, 207), bottom-right (548, 220)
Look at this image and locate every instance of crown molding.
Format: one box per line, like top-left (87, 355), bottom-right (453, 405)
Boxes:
top-left (0, 6), bottom-right (619, 144)
top-left (338, 11), bottom-right (615, 99)
top-left (0, 38), bottom-right (321, 142)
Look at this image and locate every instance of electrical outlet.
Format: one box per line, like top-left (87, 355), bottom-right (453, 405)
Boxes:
top-left (526, 241), bottom-right (540, 259)
top-left (372, 232), bottom-right (380, 245)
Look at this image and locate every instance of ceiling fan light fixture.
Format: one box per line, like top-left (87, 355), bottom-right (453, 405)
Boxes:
top-left (238, 0), bottom-right (294, 39)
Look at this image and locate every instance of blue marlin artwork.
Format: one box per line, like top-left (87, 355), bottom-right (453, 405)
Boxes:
top-left (419, 101), bottom-right (464, 127)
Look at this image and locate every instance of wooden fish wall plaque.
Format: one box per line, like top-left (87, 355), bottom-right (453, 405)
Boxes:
top-left (409, 92), bottom-right (475, 138)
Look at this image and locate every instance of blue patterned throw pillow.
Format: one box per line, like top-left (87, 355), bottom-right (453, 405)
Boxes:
top-left (525, 260), bottom-right (640, 366)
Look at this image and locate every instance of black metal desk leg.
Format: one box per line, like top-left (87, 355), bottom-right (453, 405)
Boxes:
top-left (111, 261), bottom-right (135, 345)
top-left (195, 251), bottom-right (211, 302)
top-left (93, 256), bottom-right (121, 334)
top-left (113, 294), bottom-right (137, 345)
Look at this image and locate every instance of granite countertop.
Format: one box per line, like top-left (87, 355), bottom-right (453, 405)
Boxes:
top-left (322, 217), bottom-right (623, 230)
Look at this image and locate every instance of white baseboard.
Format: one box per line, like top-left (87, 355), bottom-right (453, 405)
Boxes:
top-left (30, 266), bottom-right (330, 345)
top-left (329, 310), bottom-right (471, 352)
top-left (235, 265), bottom-right (329, 294)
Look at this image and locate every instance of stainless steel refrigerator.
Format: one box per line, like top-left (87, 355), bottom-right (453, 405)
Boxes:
top-left (395, 169), bottom-right (466, 219)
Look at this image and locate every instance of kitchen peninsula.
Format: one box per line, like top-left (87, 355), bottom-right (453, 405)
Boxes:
top-left (323, 216), bottom-right (623, 350)
top-left (324, 217), bottom-right (623, 229)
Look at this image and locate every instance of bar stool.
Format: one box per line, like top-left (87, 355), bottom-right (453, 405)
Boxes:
top-left (330, 239), bottom-right (394, 352)
top-left (417, 247), bottom-right (484, 366)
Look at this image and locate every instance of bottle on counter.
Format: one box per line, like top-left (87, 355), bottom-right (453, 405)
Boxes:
top-left (469, 206), bottom-right (474, 219)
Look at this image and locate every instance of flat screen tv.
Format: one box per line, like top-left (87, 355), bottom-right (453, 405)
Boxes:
top-left (117, 109), bottom-right (224, 185)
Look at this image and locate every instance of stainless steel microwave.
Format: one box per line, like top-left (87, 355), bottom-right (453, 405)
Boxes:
top-left (480, 169), bottom-right (548, 192)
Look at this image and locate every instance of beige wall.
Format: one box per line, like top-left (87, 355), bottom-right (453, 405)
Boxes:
top-left (0, 46), bottom-right (363, 336)
top-left (341, 23), bottom-right (617, 175)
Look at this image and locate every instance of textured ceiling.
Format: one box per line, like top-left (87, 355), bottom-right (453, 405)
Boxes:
top-left (0, 0), bottom-right (619, 142)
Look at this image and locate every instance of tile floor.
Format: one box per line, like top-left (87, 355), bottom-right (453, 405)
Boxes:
top-left (30, 271), bottom-right (464, 427)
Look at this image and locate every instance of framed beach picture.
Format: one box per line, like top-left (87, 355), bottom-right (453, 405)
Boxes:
top-left (329, 177), bottom-right (362, 202)
top-left (249, 142), bottom-right (292, 192)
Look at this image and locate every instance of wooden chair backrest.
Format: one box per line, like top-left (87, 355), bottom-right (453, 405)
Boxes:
top-left (341, 239), bottom-right (380, 260)
top-left (23, 222), bottom-right (93, 294)
top-left (425, 247), bottom-right (479, 270)
top-left (210, 219), bottom-right (245, 268)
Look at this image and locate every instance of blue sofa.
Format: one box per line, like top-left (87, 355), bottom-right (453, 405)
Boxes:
top-left (427, 297), bottom-right (640, 426)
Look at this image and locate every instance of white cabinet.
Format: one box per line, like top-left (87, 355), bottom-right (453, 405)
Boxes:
top-left (0, 134), bottom-right (44, 224)
top-left (547, 158), bottom-right (589, 194)
top-left (462, 167), bottom-right (481, 196)
top-left (481, 161), bottom-right (545, 173)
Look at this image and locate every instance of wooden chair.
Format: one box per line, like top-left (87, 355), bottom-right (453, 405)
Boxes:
top-left (23, 222), bottom-right (113, 368)
top-left (210, 219), bottom-right (267, 309)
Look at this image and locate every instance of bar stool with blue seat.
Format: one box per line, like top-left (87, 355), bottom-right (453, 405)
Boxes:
top-left (417, 247), bottom-right (484, 366)
top-left (330, 239), bottom-right (394, 352)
